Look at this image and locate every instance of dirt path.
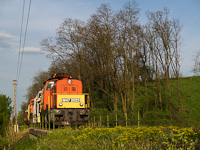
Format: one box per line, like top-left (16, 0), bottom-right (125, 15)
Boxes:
top-left (7, 129), bottom-right (30, 150)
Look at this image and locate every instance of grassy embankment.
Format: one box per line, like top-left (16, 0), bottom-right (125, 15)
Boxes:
top-left (128, 76), bottom-right (200, 127)
top-left (177, 76), bottom-right (200, 126)
top-left (90, 76), bottom-right (200, 127)
top-left (9, 126), bottom-right (200, 150)
top-left (167, 76), bottom-right (200, 126)
top-left (0, 125), bottom-right (29, 149)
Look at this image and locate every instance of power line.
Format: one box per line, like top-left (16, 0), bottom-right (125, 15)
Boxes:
top-left (14, 0), bottom-right (32, 127)
top-left (16, 0), bottom-right (25, 81)
top-left (17, 0), bottom-right (32, 82)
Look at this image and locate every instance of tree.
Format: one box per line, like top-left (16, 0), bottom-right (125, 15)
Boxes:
top-left (38, 1), bottom-right (183, 124)
top-left (192, 49), bottom-right (200, 76)
top-left (115, 0), bottom-right (140, 113)
top-left (145, 8), bottom-right (182, 115)
top-left (17, 102), bottom-right (28, 126)
top-left (25, 71), bottom-right (51, 102)
top-left (0, 94), bottom-right (12, 136)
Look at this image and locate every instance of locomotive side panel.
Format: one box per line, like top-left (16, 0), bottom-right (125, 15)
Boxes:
top-left (42, 79), bottom-right (57, 111)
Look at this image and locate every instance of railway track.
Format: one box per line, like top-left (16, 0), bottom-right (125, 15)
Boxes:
top-left (29, 128), bottom-right (52, 139)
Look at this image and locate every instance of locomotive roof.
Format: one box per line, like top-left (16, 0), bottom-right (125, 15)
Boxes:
top-left (43, 73), bottom-right (72, 85)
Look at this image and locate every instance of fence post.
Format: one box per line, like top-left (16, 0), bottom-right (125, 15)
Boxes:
top-left (42, 115), bottom-right (44, 129)
top-left (45, 114), bottom-right (47, 130)
top-left (125, 112), bottom-right (127, 127)
top-left (116, 113), bottom-right (118, 127)
top-left (138, 111), bottom-right (140, 128)
top-left (53, 111), bottom-right (55, 130)
top-left (94, 116), bottom-right (95, 127)
top-left (40, 115), bottom-right (41, 129)
top-left (100, 115), bottom-right (102, 128)
top-left (49, 111), bottom-right (50, 130)
top-left (107, 114), bottom-right (109, 128)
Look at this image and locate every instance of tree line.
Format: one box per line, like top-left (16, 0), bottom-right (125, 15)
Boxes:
top-left (0, 94), bottom-right (12, 136)
top-left (24, 1), bottom-right (182, 123)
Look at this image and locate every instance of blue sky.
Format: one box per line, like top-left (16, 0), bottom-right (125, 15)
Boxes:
top-left (0, 0), bottom-right (199, 114)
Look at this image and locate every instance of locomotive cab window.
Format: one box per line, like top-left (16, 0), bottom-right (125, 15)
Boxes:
top-left (46, 81), bottom-right (55, 90)
top-left (72, 87), bottom-right (76, 91)
top-left (64, 87), bottom-right (68, 91)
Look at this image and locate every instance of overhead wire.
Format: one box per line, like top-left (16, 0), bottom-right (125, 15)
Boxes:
top-left (13, 0), bottom-right (32, 119)
top-left (16, 0), bottom-right (25, 82)
top-left (17, 0), bottom-right (32, 83)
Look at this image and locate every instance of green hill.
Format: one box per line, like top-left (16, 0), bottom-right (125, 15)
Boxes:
top-left (178, 76), bottom-right (200, 126)
top-left (135, 76), bottom-right (200, 127)
top-left (90, 76), bottom-right (200, 127)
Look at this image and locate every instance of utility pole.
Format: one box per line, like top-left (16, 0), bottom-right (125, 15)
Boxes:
top-left (13, 80), bottom-right (18, 132)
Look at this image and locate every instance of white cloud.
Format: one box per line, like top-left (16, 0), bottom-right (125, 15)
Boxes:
top-left (79, 2), bottom-right (92, 6)
top-left (0, 31), bottom-right (18, 50)
top-left (0, 32), bottom-right (17, 39)
top-left (23, 47), bottom-right (41, 53)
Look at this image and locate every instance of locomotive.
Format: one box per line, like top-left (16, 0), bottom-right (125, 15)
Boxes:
top-left (25, 73), bottom-right (90, 126)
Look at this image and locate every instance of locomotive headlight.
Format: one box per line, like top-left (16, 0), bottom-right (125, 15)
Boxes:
top-left (59, 102), bottom-right (63, 106)
top-left (68, 79), bottom-right (72, 84)
top-left (80, 102), bottom-right (83, 106)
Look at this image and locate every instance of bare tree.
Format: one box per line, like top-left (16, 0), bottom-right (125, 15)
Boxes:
top-left (38, 2), bottom-right (183, 120)
top-left (145, 8), bottom-right (182, 116)
top-left (25, 71), bottom-right (50, 102)
top-left (192, 50), bottom-right (200, 76)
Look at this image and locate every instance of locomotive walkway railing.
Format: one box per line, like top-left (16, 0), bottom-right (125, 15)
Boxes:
top-left (30, 110), bottom-right (141, 130)
top-left (30, 111), bottom-right (56, 130)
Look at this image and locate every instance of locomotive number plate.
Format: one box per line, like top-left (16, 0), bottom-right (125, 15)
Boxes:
top-left (62, 98), bottom-right (80, 102)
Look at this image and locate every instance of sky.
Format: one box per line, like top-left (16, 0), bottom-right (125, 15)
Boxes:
top-left (0, 0), bottom-right (199, 115)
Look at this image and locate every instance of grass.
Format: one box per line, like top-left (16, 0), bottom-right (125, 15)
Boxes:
top-left (90, 76), bottom-right (200, 127)
top-left (130, 76), bottom-right (200, 127)
top-left (12, 137), bottom-right (37, 150)
top-left (0, 123), bottom-right (29, 149)
top-left (11, 126), bottom-right (200, 150)
top-left (179, 77), bottom-right (200, 122)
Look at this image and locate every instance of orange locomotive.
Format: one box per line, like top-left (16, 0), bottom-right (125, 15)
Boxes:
top-left (27, 73), bottom-right (90, 126)
top-left (26, 98), bottom-right (35, 124)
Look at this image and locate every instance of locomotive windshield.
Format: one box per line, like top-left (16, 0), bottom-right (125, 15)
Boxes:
top-left (46, 81), bottom-right (55, 90)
